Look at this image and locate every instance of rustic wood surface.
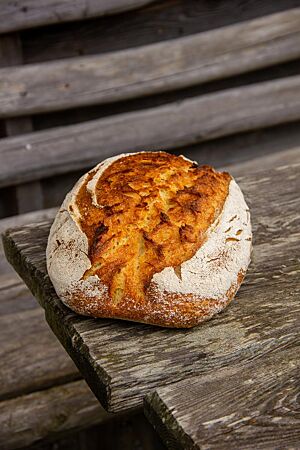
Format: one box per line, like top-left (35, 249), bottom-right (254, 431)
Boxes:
top-left (1, 75), bottom-right (300, 188)
top-left (0, 380), bottom-right (110, 450)
top-left (0, 269), bottom-right (158, 450)
top-left (0, 276), bottom-right (35, 315)
top-left (180, 121), bottom-right (300, 173)
top-left (221, 146), bottom-right (300, 177)
top-left (0, 307), bottom-right (80, 401)
top-left (0, 207), bottom-right (56, 275)
top-left (0, 207), bottom-right (81, 404)
top-left (2, 158), bottom-right (299, 413)
top-left (0, 0), bottom-right (155, 34)
top-left (0, 33), bottom-right (44, 213)
top-left (22, 0), bottom-right (300, 64)
top-left (1, 9), bottom-right (300, 118)
top-left (0, 207), bottom-right (115, 449)
top-left (30, 58), bottom-right (300, 137)
top-left (144, 346), bottom-right (300, 450)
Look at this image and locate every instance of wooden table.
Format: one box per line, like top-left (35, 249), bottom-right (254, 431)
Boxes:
top-left (3, 160), bottom-right (300, 448)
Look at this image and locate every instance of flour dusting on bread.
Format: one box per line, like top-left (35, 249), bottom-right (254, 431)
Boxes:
top-left (152, 180), bottom-right (251, 299)
top-left (46, 151), bottom-right (252, 328)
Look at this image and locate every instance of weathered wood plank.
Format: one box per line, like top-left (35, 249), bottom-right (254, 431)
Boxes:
top-left (22, 0), bottom-right (300, 64)
top-left (0, 213), bottom-right (112, 449)
top-left (0, 0), bottom-right (155, 34)
top-left (0, 207), bottom-right (56, 236)
top-left (0, 32), bottom-right (44, 213)
top-left (0, 207), bottom-right (56, 274)
top-left (30, 58), bottom-right (300, 136)
top-left (1, 75), bottom-right (300, 188)
top-left (0, 209), bottom-right (75, 399)
top-left (222, 146), bottom-right (300, 177)
top-left (178, 120), bottom-right (300, 172)
top-left (0, 379), bottom-right (111, 450)
top-left (144, 346), bottom-right (300, 450)
top-left (0, 275), bottom-right (37, 315)
top-left (0, 33), bottom-right (23, 67)
top-left (0, 307), bottom-right (80, 401)
top-left (2, 161), bottom-right (299, 412)
top-left (1, 9), bottom-right (300, 117)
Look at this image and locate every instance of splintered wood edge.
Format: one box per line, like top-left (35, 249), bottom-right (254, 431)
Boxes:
top-left (144, 390), bottom-right (192, 450)
top-left (2, 227), bottom-right (114, 411)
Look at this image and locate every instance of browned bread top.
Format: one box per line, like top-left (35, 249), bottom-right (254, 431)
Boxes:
top-left (75, 152), bottom-right (231, 305)
top-left (46, 151), bottom-right (251, 328)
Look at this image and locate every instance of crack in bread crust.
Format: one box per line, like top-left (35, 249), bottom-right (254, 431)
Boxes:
top-left (74, 152), bottom-right (231, 305)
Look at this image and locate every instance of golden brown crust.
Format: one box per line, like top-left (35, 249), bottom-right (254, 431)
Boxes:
top-left (75, 152), bottom-right (231, 307)
top-left (47, 151), bottom-right (252, 328)
top-left (63, 269), bottom-right (245, 328)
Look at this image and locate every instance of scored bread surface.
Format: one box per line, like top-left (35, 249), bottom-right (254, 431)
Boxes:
top-left (46, 152), bottom-right (252, 328)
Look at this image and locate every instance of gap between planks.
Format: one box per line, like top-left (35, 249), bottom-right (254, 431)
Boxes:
top-left (144, 345), bottom-right (300, 450)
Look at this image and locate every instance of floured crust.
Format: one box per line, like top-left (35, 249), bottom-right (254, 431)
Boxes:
top-left (46, 151), bottom-right (252, 328)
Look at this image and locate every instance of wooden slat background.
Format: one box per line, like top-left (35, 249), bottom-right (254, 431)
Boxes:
top-left (1, 8), bottom-right (300, 117)
top-left (0, 0), bottom-right (299, 218)
top-left (0, 2), bottom-right (299, 446)
top-left (20, 0), bottom-right (300, 63)
top-left (1, 74), bottom-right (300, 187)
top-left (0, 0), bottom-right (156, 33)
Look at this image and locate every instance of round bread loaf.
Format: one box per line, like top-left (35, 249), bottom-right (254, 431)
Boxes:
top-left (46, 151), bottom-right (251, 328)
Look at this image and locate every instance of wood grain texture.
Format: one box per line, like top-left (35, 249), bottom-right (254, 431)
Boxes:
top-left (29, 58), bottom-right (300, 135)
top-left (0, 206), bottom-right (115, 449)
top-left (1, 9), bottom-right (300, 117)
top-left (0, 379), bottom-right (111, 450)
top-left (144, 346), bottom-right (300, 450)
top-left (0, 0), bottom-right (155, 34)
top-left (178, 121), bottom-right (300, 173)
top-left (0, 32), bottom-right (44, 213)
top-left (0, 207), bottom-right (56, 274)
top-left (0, 307), bottom-right (80, 401)
top-left (2, 159), bottom-right (300, 413)
top-left (222, 146), bottom-right (300, 178)
top-left (0, 275), bottom-right (37, 316)
top-left (0, 208), bottom-right (78, 402)
top-left (1, 74), bottom-right (300, 188)
top-left (21, 0), bottom-right (300, 64)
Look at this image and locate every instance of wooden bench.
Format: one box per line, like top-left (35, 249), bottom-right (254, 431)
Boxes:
top-left (0, 1), bottom-right (300, 448)
top-left (0, 210), bottom-right (112, 450)
top-left (3, 153), bottom-right (300, 448)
